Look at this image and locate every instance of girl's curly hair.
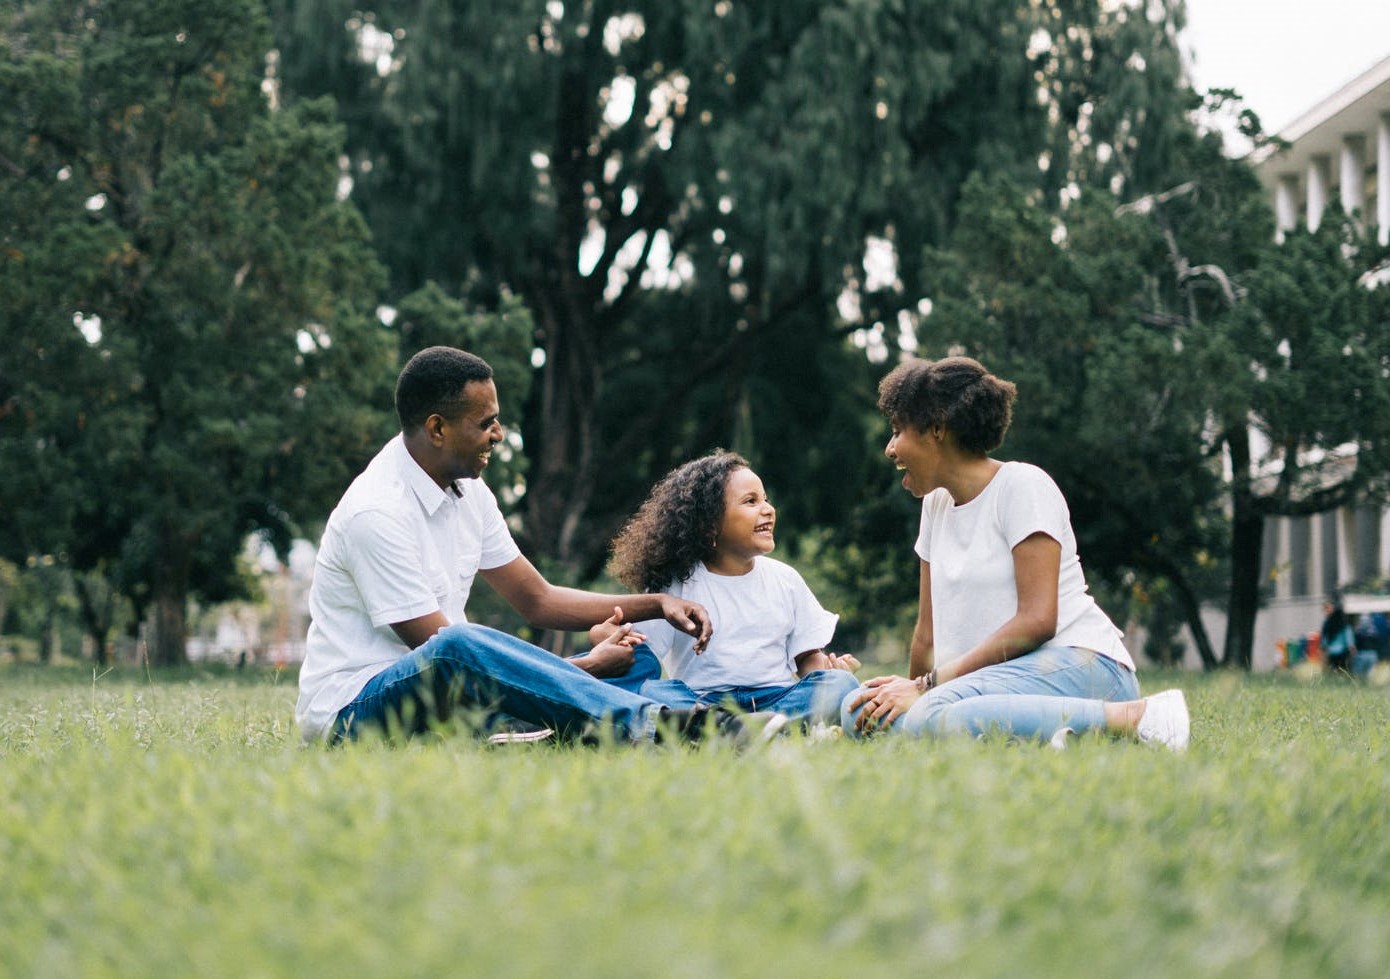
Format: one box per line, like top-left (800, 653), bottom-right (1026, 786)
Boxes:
top-left (608, 450), bottom-right (750, 593)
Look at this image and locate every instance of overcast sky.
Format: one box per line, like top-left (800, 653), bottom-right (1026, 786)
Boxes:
top-left (1182, 0), bottom-right (1390, 134)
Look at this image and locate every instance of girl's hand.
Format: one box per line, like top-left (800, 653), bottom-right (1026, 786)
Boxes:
top-left (825, 652), bottom-right (861, 672)
top-left (849, 674), bottom-right (923, 732)
top-left (587, 606), bottom-right (647, 648)
top-left (575, 611), bottom-right (647, 678)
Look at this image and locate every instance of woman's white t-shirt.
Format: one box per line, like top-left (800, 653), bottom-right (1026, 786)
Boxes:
top-left (637, 557), bottom-right (838, 691)
top-left (914, 461), bottom-right (1132, 670)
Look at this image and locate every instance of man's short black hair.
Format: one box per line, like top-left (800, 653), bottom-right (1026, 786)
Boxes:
top-left (394, 346), bottom-right (494, 434)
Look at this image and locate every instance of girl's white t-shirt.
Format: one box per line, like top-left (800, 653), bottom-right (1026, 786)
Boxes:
top-left (914, 461), bottom-right (1132, 670)
top-left (638, 557), bottom-right (838, 691)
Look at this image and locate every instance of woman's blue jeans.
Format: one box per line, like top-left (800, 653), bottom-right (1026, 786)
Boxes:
top-left (639, 669), bottom-right (861, 726)
top-left (333, 623), bottom-right (665, 743)
top-left (840, 645), bottom-right (1139, 742)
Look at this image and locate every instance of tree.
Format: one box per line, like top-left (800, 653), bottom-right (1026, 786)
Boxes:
top-left (1199, 213), bottom-right (1390, 668)
top-left (0, 0), bottom-right (397, 665)
top-left (919, 172), bottom-right (1230, 668)
top-left (916, 97), bottom-right (1390, 670)
top-left (267, 0), bottom-right (1191, 595)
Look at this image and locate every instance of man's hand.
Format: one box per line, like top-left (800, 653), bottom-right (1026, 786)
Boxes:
top-left (659, 595), bottom-right (712, 652)
top-left (848, 674), bottom-right (923, 732)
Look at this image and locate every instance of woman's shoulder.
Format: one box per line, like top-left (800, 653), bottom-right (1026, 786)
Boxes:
top-left (995, 461), bottom-right (1066, 499)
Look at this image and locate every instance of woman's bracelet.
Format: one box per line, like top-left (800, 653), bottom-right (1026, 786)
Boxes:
top-left (914, 669), bottom-right (937, 693)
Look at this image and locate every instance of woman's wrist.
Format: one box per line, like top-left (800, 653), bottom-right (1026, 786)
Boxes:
top-left (914, 669), bottom-right (937, 693)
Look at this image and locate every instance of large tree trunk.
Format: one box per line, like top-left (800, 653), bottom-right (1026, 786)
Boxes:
top-left (1167, 568), bottom-right (1221, 671)
top-left (149, 560), bottom-right (190, 668)
top-left (74, 573), bottom-right (113, 669)
top-left (1223, 428), bottom-right (1261, 670)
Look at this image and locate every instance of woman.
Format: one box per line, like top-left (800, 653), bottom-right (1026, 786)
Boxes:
top-left (841, 356), bottom-right (1189, 750)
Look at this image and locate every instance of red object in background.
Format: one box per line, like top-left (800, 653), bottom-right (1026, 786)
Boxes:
top-left (1305, 632), bottom-right (1323, 663)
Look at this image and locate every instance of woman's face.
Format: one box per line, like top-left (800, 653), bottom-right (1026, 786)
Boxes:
top-left (885, 421), bottom-right (942, 498)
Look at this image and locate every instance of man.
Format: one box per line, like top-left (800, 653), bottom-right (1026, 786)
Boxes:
top-left (296, 346), bottom-right (773, 745)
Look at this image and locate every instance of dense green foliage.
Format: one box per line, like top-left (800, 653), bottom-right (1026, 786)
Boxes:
top-left (4, 0), bottom-right (1387, 670)
top-left (0, 0), bottom-right (398, 663)
top-left (3, 666), bottom-right (1390, 976)
top-left (265, 0), bottom-right (1197, 592)
top-left (919, 117), bottom-right (1390, 667)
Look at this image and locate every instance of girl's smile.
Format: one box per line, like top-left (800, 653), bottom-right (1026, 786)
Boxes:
top-left (708, 467), bottom-right (776, 574)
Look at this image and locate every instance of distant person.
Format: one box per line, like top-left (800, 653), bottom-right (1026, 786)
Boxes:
top-left (598, 450), bottom-right (861, 729)
top-left (841, 356), bottom-right (1189, 750)
top-left (1320, 598), bottom-right (1357, 674)
top-left (1353, 608), bottom-right (1389, 673)
top-left (296, 346), bottom-right (778, 747)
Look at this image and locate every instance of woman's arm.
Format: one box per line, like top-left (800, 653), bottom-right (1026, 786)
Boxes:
top-left (851, 537), bottom-right (1059, 731)
top-left (908, 559), bottom-right (934, 680)
top-left (933, 532), bottom-right (1059, 685)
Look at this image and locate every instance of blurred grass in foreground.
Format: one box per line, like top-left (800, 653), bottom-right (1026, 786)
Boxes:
top-left (2, 665), bottom-right (1388, 977)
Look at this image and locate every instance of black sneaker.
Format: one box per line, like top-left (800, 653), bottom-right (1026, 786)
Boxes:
top-left (655, 706), bottom-right (789, 748)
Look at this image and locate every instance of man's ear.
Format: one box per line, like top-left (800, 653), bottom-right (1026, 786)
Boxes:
top-left (424, 413), bottom-right (447, 444)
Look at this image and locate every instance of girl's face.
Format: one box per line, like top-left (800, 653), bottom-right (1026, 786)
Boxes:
top-left (885, 420), bottom-right (942, 498)
top-left (711, 467), bottom-right (776, 566)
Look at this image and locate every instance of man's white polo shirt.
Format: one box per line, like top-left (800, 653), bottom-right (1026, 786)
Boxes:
top-left (295, 435), bottom-right (520, 740)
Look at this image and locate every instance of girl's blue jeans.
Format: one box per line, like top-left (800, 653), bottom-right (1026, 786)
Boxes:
top-left (333, 623), bottom-right (665, 743)
top-left (639, 668), bottom-right (861, 726)
top-left (840, 645), bottom-right (1139, 742)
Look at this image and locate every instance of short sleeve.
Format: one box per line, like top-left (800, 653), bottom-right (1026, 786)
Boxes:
top-left (914, 489), bottom-right (952, 563)
top-left (998, 465), bottom-right (1072, 550)
top-left (471, 483), bottom-right (522, 570)
top-left (781, 565), bottom-right (839, 655)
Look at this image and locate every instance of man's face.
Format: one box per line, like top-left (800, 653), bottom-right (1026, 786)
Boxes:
top-left (440, 379), bottom-right (503, 481)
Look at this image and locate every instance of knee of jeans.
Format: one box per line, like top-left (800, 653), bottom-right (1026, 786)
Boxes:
top-left (838, 684), bottom-right (868, 733)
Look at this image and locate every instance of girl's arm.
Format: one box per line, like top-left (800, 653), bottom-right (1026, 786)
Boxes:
top-left (794, 650), bottom-right (861, 676)
top-left (933, 532), bottom-right (1059, 685)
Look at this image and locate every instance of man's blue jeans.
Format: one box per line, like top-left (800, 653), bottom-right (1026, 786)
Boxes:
top-left (640, 669), bottom-right (861, 726)
top-left (840, 645), bottom-right (1139, 742)
top-left (333, 623), bottom-right (665, 743)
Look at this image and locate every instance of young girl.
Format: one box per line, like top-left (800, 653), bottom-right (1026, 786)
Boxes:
top-left (600, 450), bottom-right (861, 727)
top-left (842, 356), bottom-right (1190, 750)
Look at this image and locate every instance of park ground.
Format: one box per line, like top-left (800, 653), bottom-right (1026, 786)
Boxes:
top-left (2, 664), bottom-right (1388, 977)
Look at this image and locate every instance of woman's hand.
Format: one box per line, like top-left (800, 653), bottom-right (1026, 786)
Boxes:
top-left (849, 674), bottom-right (924, 732)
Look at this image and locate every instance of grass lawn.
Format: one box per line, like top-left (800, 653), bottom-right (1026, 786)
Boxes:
top-left (2, 663), bottom-right (1388, 978)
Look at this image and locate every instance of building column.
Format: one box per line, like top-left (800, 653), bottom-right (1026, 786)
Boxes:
top-left (1340, 135), bottom-right (1365, 223)
top-left (1274, 175), bottom-right (1299, 241)
top-left (1378, 113), bottom-right (1390, 246)
top-left (1307, 155), bottom-right (1331, 231)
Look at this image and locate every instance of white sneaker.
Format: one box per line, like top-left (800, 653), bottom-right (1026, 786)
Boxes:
top-left (1048, 726), bottom-right (1076, 751)
top-left (1136, 689), bottom-right (1190, 752)
top-left (744, 711), bottom-right (793, 744)
top-left (485, 727), bottom-right (555, 745)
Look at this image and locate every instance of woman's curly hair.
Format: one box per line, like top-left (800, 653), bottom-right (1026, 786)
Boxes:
top-left (877, 356), bottom-right (1017, 455)
top-left (608, 450), bottom-right (749, 593)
